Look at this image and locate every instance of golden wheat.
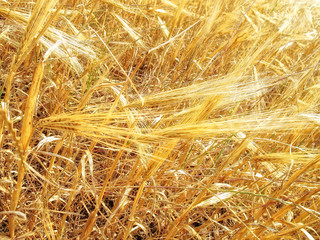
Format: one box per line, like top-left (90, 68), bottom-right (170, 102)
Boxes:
top-left (0, 0), bottom-right (320, 239)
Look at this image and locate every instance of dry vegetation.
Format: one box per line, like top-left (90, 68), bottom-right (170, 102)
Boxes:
top-left (0, 0), bottom-right (320, 239)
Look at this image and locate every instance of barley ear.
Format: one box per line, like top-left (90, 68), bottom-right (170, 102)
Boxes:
top-left (8, 61), bottom-right (44, 238)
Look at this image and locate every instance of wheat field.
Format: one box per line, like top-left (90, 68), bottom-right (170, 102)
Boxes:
top-left (0, 0), bottom-right (320, 239)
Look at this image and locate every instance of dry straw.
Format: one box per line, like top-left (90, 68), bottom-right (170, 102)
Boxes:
top-left (0, 0), bottom-right (320, 239)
